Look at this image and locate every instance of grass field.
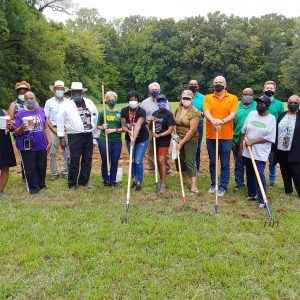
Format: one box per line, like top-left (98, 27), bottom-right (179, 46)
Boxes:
top-left (1, 172), bottom-right (300, 299)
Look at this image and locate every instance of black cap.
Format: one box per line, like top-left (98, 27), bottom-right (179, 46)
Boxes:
top-left (157, 94), bottom-right (167, 102)
top-left (254, 95), bottom-right (271, 107)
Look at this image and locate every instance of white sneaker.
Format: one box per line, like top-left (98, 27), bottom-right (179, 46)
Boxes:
top-left (208, 186), bottom-right (216, 193)
top-left (218, 189), bottom-right (226, 197)
top-left (258, 203), bottom-right (265, 208)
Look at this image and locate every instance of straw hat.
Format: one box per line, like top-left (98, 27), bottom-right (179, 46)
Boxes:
top-left (49, 80), bottom-right (69, 92)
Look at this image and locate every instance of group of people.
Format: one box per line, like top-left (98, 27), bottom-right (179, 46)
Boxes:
top-left (0, 77), bottom-right (299, 208)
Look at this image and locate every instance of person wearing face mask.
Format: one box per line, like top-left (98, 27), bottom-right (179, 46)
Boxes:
top-left (203, 76), bottom-right (238, 197)
top-left (121, 91), bottom-right (149, 191)
top-left (57, 82), bottom-right (99, 190)
top-left (240, 95), bottom-right (276, 207)
top-left (97, 91), bottom-right (123, 187)
top-left (8, 81), bottom-right (31, 124)
top-left (232, 88), bottom-right (256, 190)
top-left (188, 79), bottom-right (205, 174)
top-left (173, 90), bottom-right (200, 194)
top-left (141, 82), bottom-right (172, 175)
top-left (272, 95), bottom-right (300, 197)
top-left (14, 92), bottom-right (51, 194)
top-left (149, 94), bottom-right (175, 192)
top-left (263, 80), bottom-right (284, 187)
top-left (44, 80), bottom-right (70, 179)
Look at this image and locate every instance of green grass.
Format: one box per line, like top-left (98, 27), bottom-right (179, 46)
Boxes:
top-left (1, 173), bottom-right (300, 299)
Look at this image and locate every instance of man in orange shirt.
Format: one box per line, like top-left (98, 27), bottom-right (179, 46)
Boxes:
top-left (203, 76), bottom-right (238, 196)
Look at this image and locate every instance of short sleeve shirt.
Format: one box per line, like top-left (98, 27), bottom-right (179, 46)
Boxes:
top-left (152, 109), bottom-right (176, 147)
top-left (97, 110), bottom-right (121, 141)
top-left (121, 106), bottom-right (149, 143)
top-left (174, 104), bottom-right (199, 141)
top-left (277, 113), bottom-right (296, 151)
top-left (203, 91), bottom-right (238, 140)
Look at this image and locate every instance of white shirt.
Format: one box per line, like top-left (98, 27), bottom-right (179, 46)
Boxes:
top-left (57, 98), bottom-right (99, 139)
top-left (44, 96), bottom-right (68, 126)
top-left (242, 111), bottom-right (276, 161)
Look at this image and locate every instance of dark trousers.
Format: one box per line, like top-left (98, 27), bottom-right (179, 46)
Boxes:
top-left (195, 120), bottom-right (204, 171)
top-left (277, 150), bottom-right (300, 197)
top-left (21, 150), bottom-right (47, 194)
top-left (243, 157), bottom-right (266, 204)
top-left (98, 140), bottom-right (122, 183)
top-left (233, 151), bottom-right (245, 187)
top-left (68, 133), bottom-right (93, 188)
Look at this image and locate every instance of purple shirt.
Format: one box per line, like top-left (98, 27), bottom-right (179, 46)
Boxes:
top-left (15, 107), bottom-right (47, 151)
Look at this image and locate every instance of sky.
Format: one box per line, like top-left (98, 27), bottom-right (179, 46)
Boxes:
top-left (45, 0), bottom-right (300, 23)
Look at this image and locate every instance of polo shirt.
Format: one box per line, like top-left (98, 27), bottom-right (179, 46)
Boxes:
top-left (267, 97), bottom-right (284, 121)
top-left (192, 92), bottom-right (205, 121)
top-left (203, 91), bottom-right (238, 140)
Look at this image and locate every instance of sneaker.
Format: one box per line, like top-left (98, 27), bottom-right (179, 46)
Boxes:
top-left (52, 174), bottom-right (59, 180)
top-left (131, 181), bottom-right (137, 189)
top-left (103, 181), bottom-right (110, 187)
top-left (69, 185), bottom-right (76, 191)
top-left (160, 184), bottom-right (166, 193)
top-left (110, 182), bottom-right (117, 187)
top-left (218, 189), bottom-right (226, 197)
top-left (234, 184), bottom-right (244, 190)
top-left (135, 184), bottom-right (142, 192)
top-left (247, 196), bottom-right (258, 201)
top-left (208, 186), bottom-right (216, 193)
top-left (258, 203), bottom-right (265, 208)
top-left (269, 182), bottom-right (275, 188)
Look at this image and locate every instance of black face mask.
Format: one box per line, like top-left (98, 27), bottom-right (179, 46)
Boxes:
top-left (214, 84), bottom-right (225, 92)
top-left (288, 103), bottom-right (299, 112)
top-left (264, 90), bottom-right (275, 97)
top-left (257, 106), bottom-right (268, 114)
top-left (189, 85), bottom-right (198, 93)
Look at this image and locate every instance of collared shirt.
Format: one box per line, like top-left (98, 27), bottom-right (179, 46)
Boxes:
top-left (203, 91), bottom-right (238, 140)
top-left (57, 98), bottom-right (99, 138)
top-left (192, 92), bottom-right (205, 120)
top-left (140, 96), bottom-right (171, 124)
top-left (233, 100), bottom-right (257, 145)
top-left (267, 97), bottom-right (284, 121)
top-left (44, 96), bottom-right (68, 126)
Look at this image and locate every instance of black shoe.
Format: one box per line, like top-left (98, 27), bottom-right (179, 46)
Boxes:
top-left (135, 184), bottom-right (142, 192)
top-left (131, 181), bottom-right (137, 189)
top-left (69, 185), bottom-right (76, 191)
top-left (103, 181), bottom-right (110, 187)
top-left (110, 182), bottom-right (117, 187)
top-left (269, 182), bottom-right (275, 188)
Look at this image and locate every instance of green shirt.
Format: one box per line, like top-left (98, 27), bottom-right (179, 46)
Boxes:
top-left (267, 97), bottom-right (284, 121)
top-left (97, 109), bottom-right (121, 141)
top-left (233, 100), bottom-right (257, 145)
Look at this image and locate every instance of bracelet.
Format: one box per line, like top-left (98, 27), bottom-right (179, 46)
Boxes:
top-left (222, 119), bottom-right (226, 125)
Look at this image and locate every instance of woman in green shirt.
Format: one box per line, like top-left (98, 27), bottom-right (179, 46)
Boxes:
top-left (97, 91), bottom-right (123, 187)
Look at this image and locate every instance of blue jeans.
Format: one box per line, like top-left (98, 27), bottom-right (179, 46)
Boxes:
top-left (98, 140), bottom-right (122, 183)
top-left (268, 152), bottom-right (277, 184)
top-left (206, 139), bottom-right (232, 191)
top-left (195, 120), bottom-right (204, 171)
top-left (126, 139), bottom-right (148, 185)
top-left (233, 151), bottom-right (245, 187)
top-left (243, 157), bottom-right (266, 204)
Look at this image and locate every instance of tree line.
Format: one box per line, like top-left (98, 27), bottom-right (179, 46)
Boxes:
top-left (0, 0), bottom-right (299, 107)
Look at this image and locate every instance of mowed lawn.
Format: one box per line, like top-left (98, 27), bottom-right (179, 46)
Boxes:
top-left (1, 172), bottom-right (300, 299)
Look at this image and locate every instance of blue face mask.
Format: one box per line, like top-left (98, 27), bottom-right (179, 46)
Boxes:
top-left (157, 101), bottom-right (167, 110)
top-left (55, 90), bottom-right (64, 98)
top-left (26, 99), bottom-right (36, 109)
top-left (72, 95), bottom-right (82, 102)
top-left (150, 90), bottom-right (159, 97)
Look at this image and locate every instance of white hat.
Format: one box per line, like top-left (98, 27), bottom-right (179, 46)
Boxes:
top-left (70, 82), bottom-right (88, 92)
top-left (49, 80), bottom-right (69, 92)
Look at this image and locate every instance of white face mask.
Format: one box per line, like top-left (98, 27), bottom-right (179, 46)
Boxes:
top-left (181, 99), bottom-right (192, 107)
top-left (129, 100), bottom-right (138, 109)
top-left (18, 94), bottom-right (25, 102)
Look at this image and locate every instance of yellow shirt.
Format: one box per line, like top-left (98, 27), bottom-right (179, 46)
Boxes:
top-left (203, 91), bottom-right (238, 140)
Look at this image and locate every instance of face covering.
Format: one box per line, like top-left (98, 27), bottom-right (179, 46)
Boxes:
top-left (150, 90), bottom-right (159, 97)
top-left (264, 90), bottom-right (275, 97)
top-left (157, 102), bottom-right (167, 110)
top-left (72, 95), bottom-right (82, 102)
top-left (214, 84), bottom-right (225, 92)
top-left (129, 100), bottom-right (138, 109)
top-left (18, 94), bottom-right (25, 102)
top-left (181, 99), bottom-right (192, 107)
top-left (288, 103), bottom-right (299, 113)
top-left (55, 90), bottom-right (64, 98)
top-left (189, 86), bottom-right (198, 93)
top-left (242, 95), bottom-right (253, 104)
top-left (26, 99), bottom-right (36, 109)
top-left (107, 100), bottom-right (116, 107)
top-left (257, 105), bottom-right (267, 114)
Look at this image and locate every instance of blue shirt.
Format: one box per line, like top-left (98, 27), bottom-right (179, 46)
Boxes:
top-left (192, 92), bottom-right (204, 120)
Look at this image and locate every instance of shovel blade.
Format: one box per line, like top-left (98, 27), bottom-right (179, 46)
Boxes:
top-left (214, 204), bottom-right (219, 214)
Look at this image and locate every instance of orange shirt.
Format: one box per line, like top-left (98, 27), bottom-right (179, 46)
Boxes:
top-left (203, 91), bottom-right (238, 140)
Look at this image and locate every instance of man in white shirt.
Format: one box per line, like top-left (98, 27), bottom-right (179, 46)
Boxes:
top-left (141, 82), bottom-right (172, 174)
top-left (44, 80), bottom-right (69, 179)
top-left (57, 82), bottom-right (99, 190)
